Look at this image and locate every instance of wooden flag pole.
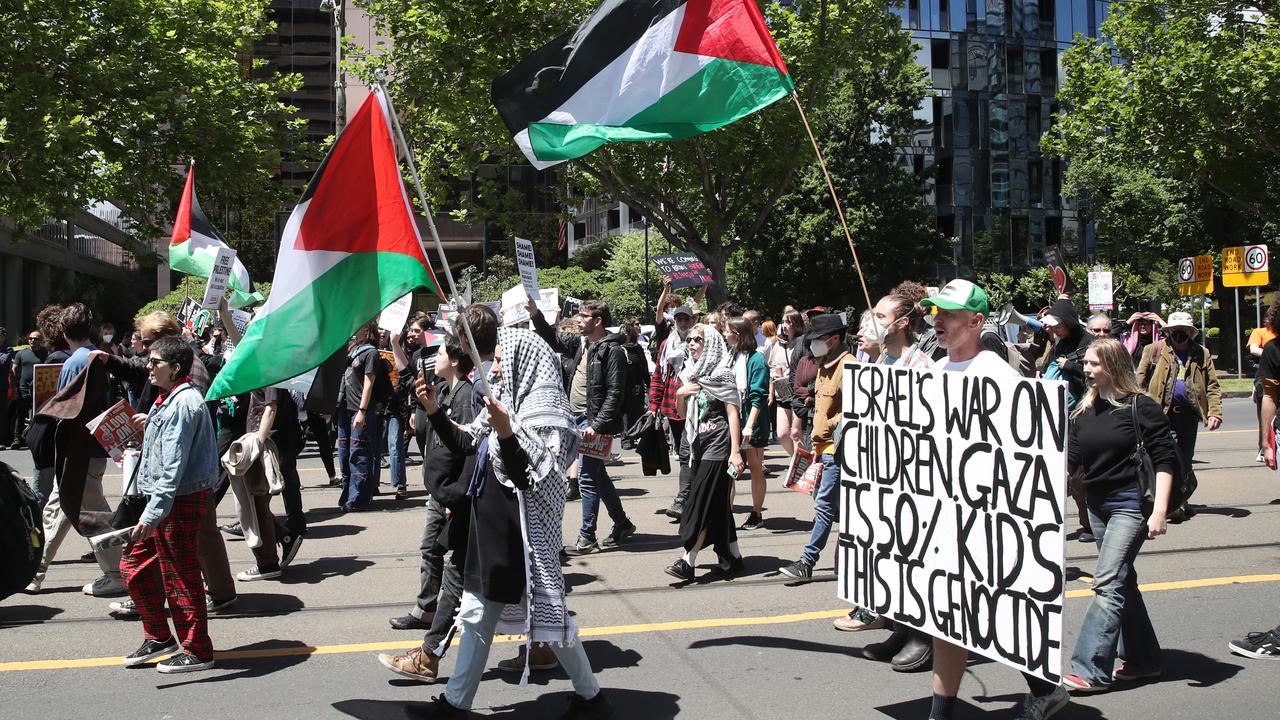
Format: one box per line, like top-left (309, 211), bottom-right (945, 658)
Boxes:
top-left (374, 76), bottom-right (489, 393)
top-left (790, 91), bottom-right (874, 311)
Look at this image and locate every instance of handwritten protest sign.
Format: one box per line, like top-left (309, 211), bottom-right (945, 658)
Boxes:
top-left (651, 253), bottom-right (713, 290)
top-left (33, 364), bottom-right (63, 412)
top-left (501, 285), bottom-right (559, 326)
top-left (86, 400), bottom-right (140, 465)
top-left (837, 362), bottom-right (1067, 682)
top-left (379, 292), bottom-right (415, 334)
top-left (514, 237), bottom-right (541, 300)
top-left (177, 297), bottom-right (199, 327)
top-left (201, 246), bottom-right (237, 309)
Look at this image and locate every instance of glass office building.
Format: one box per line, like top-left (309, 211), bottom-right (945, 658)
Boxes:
top-left (892, 0), bottom-right (1110, 275)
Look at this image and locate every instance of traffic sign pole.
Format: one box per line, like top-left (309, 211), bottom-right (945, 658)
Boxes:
top-left (1237, 288), bottom-right (1243, 378)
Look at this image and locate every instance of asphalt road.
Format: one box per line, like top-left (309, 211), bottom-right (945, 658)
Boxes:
top-left (1, 397), bottom-right (1277, 719)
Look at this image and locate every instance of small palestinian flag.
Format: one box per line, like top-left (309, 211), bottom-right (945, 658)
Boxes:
top-left (493, 0), bottom-right (793, 169)
top-left (207, 87), bottom-right (444, 400)
top-left (169, 165), bottom-right (262, 308)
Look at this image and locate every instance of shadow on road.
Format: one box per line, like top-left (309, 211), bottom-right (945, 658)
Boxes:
top-left (302, 523), bottom-right (364, 540)
top-left (1190, 505), bottom-right (1251, 519)
top-left (332, 699), bottom-right (407, 720)
top-left (687, 633), bottom-right (861, 658)
top-left (1158, 648), bottom-right (1244, 688)
top-left (157, 639), bottom-right (312, 688)
top-left (0, 604), bottom-right (63, 627)
top-left (494, 639), bottom-right (643, 687)
top-left (279, 556), bottom-right (375, 585)
top-left (615, 487), bottom-right (649, 497)
top-left (958, 692), bottom-right (1107, 719)
top-left (215, 591), bottom-right (305, 618)
top-left (487, 688), bottom-right (681, 720)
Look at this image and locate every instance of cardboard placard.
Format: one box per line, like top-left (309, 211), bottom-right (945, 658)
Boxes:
top-left (379, 292), bottom-right (415, 333)
top-left (651, 253), bottom-right (713, 290)
top-left (86, 400), bottom-right (140, 465)
top-left (514, 237), bottom-right (541, 299)
top-left (837, 362), bottom-right (1067, 683)
top-left (201, 246), bottom-right (237, 309)
top-left (579, 433), bottom-right (614, 460)
top-left (501, 285), bottom-right (559, 326)
top-left (33, 363), bottom-right (62, 412)
top-left (380, 350), bottom-right (399, 388)
top-left (1087, 270), bottom-right (1113, 311)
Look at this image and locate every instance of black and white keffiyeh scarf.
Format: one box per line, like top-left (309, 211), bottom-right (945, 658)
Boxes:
top-left (460, 327), bottom-right (580, 681)
top-left (678, 325), bottom-right (741, 444)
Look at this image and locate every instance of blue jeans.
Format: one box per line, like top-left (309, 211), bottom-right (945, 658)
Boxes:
top-left (386, 414), bottom-right (408, 490)
top-left (443, 590), bottom-right (599, 710)
top-left (800, 454), bottom-right (841, 567)
top-left (336, 406), bottom-right (383, 509)
top-left (1070, 505), bottom-right (1162, 685)
top-left (577, 418), bottom-right (628, 540)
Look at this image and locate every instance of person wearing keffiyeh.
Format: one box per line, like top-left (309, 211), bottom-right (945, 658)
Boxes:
top-left (663, 324), bottom-right (746, 582)
top-left (402, 304), bottom-right (610, 720)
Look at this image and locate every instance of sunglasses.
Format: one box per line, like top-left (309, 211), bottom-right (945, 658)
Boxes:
top-left (145, 356), bottom-right (168, 367)
top-left (28, 336), bottom-right (41, 342)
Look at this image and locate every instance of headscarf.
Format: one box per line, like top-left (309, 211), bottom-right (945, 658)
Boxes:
top-left (661, 322), bottom-right (689, 377)
top-left (680, 324), bottom-right (740, 406)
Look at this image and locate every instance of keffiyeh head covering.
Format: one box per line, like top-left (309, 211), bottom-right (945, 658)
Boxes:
top-left (680, 324), bottom-right (740, 407)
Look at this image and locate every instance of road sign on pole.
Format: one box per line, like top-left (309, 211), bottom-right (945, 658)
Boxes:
top-left (1178, 254), bottom-right (1214, 296)
top-left (1222, 245), bottom-right (1269, 287)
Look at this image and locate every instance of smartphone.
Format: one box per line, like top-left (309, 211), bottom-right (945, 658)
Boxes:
top-left (727, 464), bottom-right (740, 479)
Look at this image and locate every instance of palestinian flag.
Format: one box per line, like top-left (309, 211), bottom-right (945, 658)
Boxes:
top-left (493, 0), bottom-right (792, 169)
top-left (169, 165), bottom-right (262, 308)
top-left (207, 87), bottom-right (444, 400)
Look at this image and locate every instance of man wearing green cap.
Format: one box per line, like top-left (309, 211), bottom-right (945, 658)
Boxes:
top-left (919, 279), bottom-right (1070, 719)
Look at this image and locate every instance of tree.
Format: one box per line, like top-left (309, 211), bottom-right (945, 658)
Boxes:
top-left (0, 0), bottom-right (307, 246)
top-left (1045, 1), bottom-right (1280, 226)
top-left (357, 0), bottom-right (930, 305)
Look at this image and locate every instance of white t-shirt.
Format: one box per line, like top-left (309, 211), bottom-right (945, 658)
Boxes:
top-left (932, 349), bottom-right (1022, 379)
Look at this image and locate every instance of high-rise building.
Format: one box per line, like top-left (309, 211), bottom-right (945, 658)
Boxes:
top-left (895, 0), bottom-right (1108, 277)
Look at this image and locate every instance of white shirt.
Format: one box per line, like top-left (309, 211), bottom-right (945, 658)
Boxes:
top-left (932, 349), bottom-right (1021, 379)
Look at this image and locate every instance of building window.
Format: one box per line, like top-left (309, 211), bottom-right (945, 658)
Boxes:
top-left (1029, 160), bottom-right (1043, 207)
top-left (1006, 45), bottom-right (1024, 94)
top-left (1027, 99), bottom-right (1043, 142)
top-left (909, 0), bottom-right (922, 28)
top-left (931, 39), bottom-right (952, 89)
top-left (1039, 0), bottom-right (1055, 38)
top-left (939, 0), bottom-right (951, 28)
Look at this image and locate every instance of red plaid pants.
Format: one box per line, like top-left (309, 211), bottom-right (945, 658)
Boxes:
top-left (121, 489), bottom-right (213, 660)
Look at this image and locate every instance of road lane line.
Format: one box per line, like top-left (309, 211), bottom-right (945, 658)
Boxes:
top-left (3, 573), bottom-right (1279, 673)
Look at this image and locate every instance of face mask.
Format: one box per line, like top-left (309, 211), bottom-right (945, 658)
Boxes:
top-left (862, 321), bottom-right (888, 345)
top-left (1169, 331), bottom-right (1190, 343)
top-left (102, 334), bottom-right (113, 343)
top-left (809, 338), bottom-right (830, 357)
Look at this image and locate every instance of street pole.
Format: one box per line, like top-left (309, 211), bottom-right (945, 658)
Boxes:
top-left (642, 216), bottom-right (650, 307)
top-left (1236, 288), bottom-right (1243, 378)
top-left (323, 0), bottom-right (347, 134)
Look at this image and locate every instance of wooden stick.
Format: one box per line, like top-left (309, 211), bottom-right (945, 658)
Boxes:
top-left (790, 91), bottom-right (874, 311)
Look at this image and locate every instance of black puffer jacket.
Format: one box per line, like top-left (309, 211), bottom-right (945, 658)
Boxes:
top-left (1047, 299), bottom-right (1094, 401)
top-left (531, 313), bottom-right (627, 435)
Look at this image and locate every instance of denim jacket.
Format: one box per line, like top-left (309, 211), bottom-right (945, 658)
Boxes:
top-left (135, 383), bottom-right (219, 526)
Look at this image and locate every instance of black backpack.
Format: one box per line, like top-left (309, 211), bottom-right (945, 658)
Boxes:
top-left (0, 462), bottom-right (44, 601)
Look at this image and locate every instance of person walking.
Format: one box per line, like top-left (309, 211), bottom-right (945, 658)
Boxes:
top-left (648, 303), bottom-right (697, 518)
top-left (664, 324), bottom-right (745, 581)
top-left (1059, 338), bottom-right (1175, 692)
top-left (766, 310), bottom-right (805, 458)
top-left (619, 319), bottom-right (651, 450)
top-left (1246, 311), bottom-right (1276, 463)
top-left (336, 320), bottom-right (390, 512)
top-left (724, 317), bottom-right (769, 530)
top-left (9, 330), bottom-right (47, 455)
top-left (1135, 311), bottom-right (1221, 520)
top-left (119, 336), bottom-right (220, 673)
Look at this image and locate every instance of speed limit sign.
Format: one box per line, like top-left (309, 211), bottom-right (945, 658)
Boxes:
top-left (1245, 244), bottom-right (1268, 272)
top-left (1178, 257), bottom-right (1194, 282)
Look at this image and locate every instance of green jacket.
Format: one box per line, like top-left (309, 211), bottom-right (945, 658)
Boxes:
top-left (1135, 342), bottom-right (1223, 422)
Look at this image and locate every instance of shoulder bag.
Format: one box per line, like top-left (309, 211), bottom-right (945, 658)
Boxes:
top-left (1127, 397), bottom-right (1158, 511)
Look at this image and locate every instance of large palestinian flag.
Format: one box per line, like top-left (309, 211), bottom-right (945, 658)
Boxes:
top-left (493, 0), bottom-right (792, 169)
top-left (169, 165), bottom-right (262, 308)
top-left (207, 87), bottom-right (444, 400)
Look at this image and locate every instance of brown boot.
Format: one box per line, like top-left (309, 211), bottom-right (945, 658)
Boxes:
top-left (496, 643), bottom-right (560, 672)
top-left (377, 646), bottom-right (439, 683)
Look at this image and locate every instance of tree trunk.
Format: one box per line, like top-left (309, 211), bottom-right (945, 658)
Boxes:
top-left (689, 244), bottom-right (730, 307)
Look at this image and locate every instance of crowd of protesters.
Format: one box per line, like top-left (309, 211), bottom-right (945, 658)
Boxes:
top-left (2, 271), bottom-right (1278, 719)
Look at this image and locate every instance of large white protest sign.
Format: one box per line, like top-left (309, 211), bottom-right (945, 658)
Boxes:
top-left (837, 362), bottom-right (1068, 682)
top-left (514, 237), bottom-right (541, 300)
top-left (201, 246), bottom-right (237, 309)
top-left (501, 284), bottom-right (559, 326)
top-left (378, 292), bottom-right (415, 333)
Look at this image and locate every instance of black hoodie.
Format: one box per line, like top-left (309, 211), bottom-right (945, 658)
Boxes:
top-left (1047, 299), bottom-right (1093, 401)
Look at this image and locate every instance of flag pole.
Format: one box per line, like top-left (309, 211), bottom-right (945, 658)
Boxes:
top-left (790, 91), bottom-right (874, 311)
top-left (374, 76), bottom-right (489, 393)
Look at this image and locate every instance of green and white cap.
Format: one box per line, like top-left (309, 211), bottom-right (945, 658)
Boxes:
top-left (921, 279), bottom-right (990, 315)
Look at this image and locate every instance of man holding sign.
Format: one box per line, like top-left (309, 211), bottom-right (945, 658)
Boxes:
top-left (912, 280), bottom-right (1070, 720)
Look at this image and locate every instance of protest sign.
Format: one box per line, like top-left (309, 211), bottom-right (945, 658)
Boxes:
top-left (837, 362), bottom-right (1068, 682)
top-left (1087, 271), bottom-right (1113, 311)
top-left (201, 246), bottom-right (237, 309)
top-left (379, 292), bottom-right (415, 333)
top-left (177, 297), bottom-right (200, 327)
top-left (783, 446), bottom-right (820, 495)
top-left (89, 527), bottom-right (133, 553)
top-left (580, 433), bottom-right (614, 460)
top-left (380, 350), bottom-right (399, 388)
top-left (501, 285), bottom-right (559, 326)
top-left (514, 237), bottom-right (541, 299)
top-left (33, 364), bottom-right (62, 412)
top-left (651, 253), bottom-right (714, 290)
top-left (86, 400), bottom-right (140, 465)
top-left (563, 296), bottom-right (583, 319)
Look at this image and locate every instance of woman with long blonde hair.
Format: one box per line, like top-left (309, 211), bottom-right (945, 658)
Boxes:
top-left (1062, 338), bottom-right (1176, 693)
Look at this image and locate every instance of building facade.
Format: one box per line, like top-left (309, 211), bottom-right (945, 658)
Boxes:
top-left (897, 0), bottom-right (1108, 276)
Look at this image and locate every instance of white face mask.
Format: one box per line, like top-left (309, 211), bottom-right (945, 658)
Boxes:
top-left (102, 334), bottom-right (113, 343)
top-left (809, 338), bottom-right (830, 357)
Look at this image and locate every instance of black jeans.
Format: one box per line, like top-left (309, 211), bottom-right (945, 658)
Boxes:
top-left (10, 393), bottom-right (33, 447)
top-left (422, 542), bottom-right (465, 655)
top-left (415, 498), bottom-right (447, 619)
top-left (669, 417), bottom-right (692, 508)
top-left (276, 432), bottom-right (307, 536)
top-left (307, 414), bottom-right (337, 480)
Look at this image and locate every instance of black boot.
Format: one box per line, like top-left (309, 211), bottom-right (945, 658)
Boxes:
top-left (863, 628), bottom-right (911, 662)
top-left (890, 631), bottom-right (933, 672)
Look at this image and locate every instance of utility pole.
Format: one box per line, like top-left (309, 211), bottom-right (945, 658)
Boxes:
top-left (322, 0), bottom-right (347, 134)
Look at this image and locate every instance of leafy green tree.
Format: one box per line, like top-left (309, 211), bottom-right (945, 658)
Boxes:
top-left (0, 0), bottom-right (307, 246)
top-left (357, 0), bottom-right (930, 306)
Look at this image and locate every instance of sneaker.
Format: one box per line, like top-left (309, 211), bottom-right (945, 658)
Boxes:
top-left (1077, 529), bottom-right (1095, 543)
top-left (220, 522), bottom-right (244, 538)
top-left (207, 595), bottom-right (238, 614)
top-left (1013, 685), bottom-right (1069, 720)
top-left (404, 695), bottom-right (469, 719)
top-left (24, 578), bottom-right (42, 593)
top-left (715, 556), bottom-right (745, 575)
top-left (665, 559), bottom-right (695, 581)
top-left (79, 550), bottom-right (97, 563)
top-left (122, 637), bottom-right (179, 667)
top-left (497, 644), bottom-right (559, 672)
top-left (599, 519), bottom-right (636, 550)
top-left (235, 565), bottom-right (282, 582)
top-left (663, 503), bottom-right (683, 520)
top-left (740, 511), bottom-right (763, 530)
top-left (377, 646), bottom-right (439, 683)
top-left (833, 607), bottom-right (884, 633)
top-left (280, 533), bottom-right (304, 567)
top-left (389, 613), bottom-right (433, 631)
top-left (605, 453), bottom-right (624, 467)
top-left (561, 690), bottom-right (613, 720)
top-left (863, 628), bottom-right (910, 662)
top-left (890, 633), bottom-right (933, 672)
top-left (564, 535), bottom-right (599, 557)
top-left (1061, 673), bottom-right (1107, 693)
top-left (1112, 664), bottom-right (1163, 681)
top-left (396, 487), bottom-right (409, 501)
top-left (156, 651), bottom-right (214, 673)
top-left (1228, 626), bottom-right (1280, 659)
top-left (83, 574), bottom-right (128, 597)
top-left (1257, 452), bottom-right (1267, 463)
top-left (108, 599), bottom-right (140, 618)
top-left (779, 560), bottom-right (813, 581)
